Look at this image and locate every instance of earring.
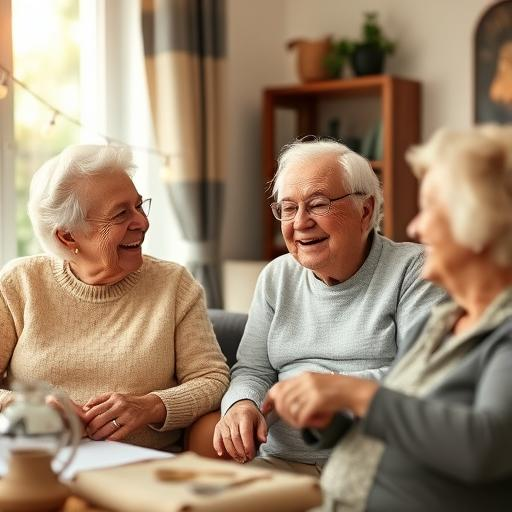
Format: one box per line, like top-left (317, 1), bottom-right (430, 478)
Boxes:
top-left (74, 248), bottom-right (79, 255)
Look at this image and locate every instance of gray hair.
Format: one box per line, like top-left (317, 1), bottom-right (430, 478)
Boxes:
top-left (272, 138), bottom-right (383, 232)
top-left (406, 124), bottom-right (512, 266)
top-left (28, 144), bottom-right (136, 260)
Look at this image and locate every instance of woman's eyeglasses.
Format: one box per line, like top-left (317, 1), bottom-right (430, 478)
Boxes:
top-left (107, 198), bottom-right (152, 224)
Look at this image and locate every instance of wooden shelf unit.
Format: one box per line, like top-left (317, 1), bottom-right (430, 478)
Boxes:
top-left (262, 74), bottom-right (421, 260)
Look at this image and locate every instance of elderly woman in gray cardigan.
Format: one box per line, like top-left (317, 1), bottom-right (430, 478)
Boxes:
top-left (264, 125), bottom-right (512, 511)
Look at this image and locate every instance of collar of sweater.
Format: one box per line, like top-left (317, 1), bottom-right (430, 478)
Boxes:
top-left (52, 258), bottom-right (144, 303)
top-left (308, 232), bottom-right (384, 293)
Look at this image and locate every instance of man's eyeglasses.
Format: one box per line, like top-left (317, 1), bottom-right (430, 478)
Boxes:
top-left (270, 192), bottom-right (365, 222)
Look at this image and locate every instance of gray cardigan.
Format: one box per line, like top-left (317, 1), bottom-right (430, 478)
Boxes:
top-left (312, 316), bottom-right (512, 511)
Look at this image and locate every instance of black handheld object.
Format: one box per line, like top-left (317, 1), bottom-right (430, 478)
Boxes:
top-left (302, 410), bottom-right (355, 449)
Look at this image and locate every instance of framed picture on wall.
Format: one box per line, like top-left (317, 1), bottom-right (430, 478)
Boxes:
top-left (475, 0), bottom-right (512, 123)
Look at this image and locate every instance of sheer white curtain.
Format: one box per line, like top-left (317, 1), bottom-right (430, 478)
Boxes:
top-left (81, 0), bottom-right (184, 264)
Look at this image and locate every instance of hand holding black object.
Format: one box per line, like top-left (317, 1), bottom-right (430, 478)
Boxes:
top-left (302, 410), bottom-right (355, 449)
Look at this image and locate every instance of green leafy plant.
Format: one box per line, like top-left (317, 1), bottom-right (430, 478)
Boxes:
top-left (324, 39), bottom-right (352, 78)
top-left (359, 12), bottom-right (395, 54)
top-left (324, 12), bottom-right (396, 78)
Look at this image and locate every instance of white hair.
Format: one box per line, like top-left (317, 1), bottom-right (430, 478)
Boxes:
top-left (28, 144), bottom-right (136, 260)
top-left (406, 124), bottom-right (512, 266)
top-left (272, 138), bottom-right (383, 231)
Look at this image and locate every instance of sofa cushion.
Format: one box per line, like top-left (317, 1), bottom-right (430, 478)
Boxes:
top-left (208, 309), bottom-right (248, 367)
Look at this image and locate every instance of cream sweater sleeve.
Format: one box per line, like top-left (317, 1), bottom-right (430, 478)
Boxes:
top-left (0, 285), bottom-right (17, 408)
top-left (151, 271), bottom-right (230, 430)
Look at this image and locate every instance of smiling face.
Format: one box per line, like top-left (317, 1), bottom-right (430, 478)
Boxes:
top-left (407, 170), bottom-right (474, 287)
top-left (278, 154), bottom-right (374, 284)
top-left (63, 169), bottom-right (149, 285)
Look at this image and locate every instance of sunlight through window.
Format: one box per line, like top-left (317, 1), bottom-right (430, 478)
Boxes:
top-left (12, 0), bottom-right (80, 256)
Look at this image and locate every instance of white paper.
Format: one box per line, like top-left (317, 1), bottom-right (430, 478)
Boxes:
top-left (61, 439), bottom-right (173, 480)
top-left (0, 439), bottom-right (173, 480)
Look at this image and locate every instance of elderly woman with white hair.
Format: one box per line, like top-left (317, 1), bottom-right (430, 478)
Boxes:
top-left (0, 145), bottom-right (229, 450)
top-left (264, 126), bottom-right (512, 510)
top-left (213, 138), bottom-right (445, 474)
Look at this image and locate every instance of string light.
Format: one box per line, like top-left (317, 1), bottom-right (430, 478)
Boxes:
top-left (41, 110), bottom-right (59, 135)
top-left (48, 111), bottom-right (58, 127)
top-left (160, 154), bottom-right (172, 182)
top-left (0, 70), bottom-right (8, 100)
top-left (0, 63), bottom-right (175, 167)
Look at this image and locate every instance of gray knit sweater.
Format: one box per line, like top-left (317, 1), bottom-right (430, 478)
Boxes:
top-left (221, 233), bottom-right (446, 464)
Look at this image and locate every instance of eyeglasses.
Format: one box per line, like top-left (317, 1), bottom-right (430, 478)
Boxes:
top-left (108, 198), bottom-right (152, 224)
top-left (270, 192), bottom-right (365, 221)
top-left (138, 198), bottom-right (152, 217)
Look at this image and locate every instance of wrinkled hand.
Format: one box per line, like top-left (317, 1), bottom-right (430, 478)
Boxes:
top-left (262, 372), bottom-right (379, 429)
top-left (83, 392), bottom-right (166, 442)
top-left (46, 396), bottom-right (88, 438)
top-left (213, 400), bottom-right (268, 463)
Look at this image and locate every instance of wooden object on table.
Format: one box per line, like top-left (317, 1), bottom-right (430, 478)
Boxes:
top-left (62, 496), bottom-right (108, 511)
top-left (0, 450), bottom-right (70, 512)
top-left (262, 75), bottom-right (421, 260)
top-left (70, 452), bottom-right (321, 512)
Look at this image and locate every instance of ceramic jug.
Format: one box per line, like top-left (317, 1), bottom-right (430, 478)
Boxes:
top-left (0, 381), bottom-right (81, 512)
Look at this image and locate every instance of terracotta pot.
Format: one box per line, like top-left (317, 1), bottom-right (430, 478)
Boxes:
top-left (0, 450), bottom-right (70, 512)
top-left (287, 37), bottom-right (332, 82)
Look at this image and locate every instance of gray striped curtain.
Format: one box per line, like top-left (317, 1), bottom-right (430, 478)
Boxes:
top-left (141, 0), bottom-right (226, 308)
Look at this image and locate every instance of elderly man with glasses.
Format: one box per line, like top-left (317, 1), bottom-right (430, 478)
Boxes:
top-left (213, 138), bottom-right (446, 475)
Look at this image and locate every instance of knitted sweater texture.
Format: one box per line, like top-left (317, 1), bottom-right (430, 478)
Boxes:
top-left (221, 233), bottom-right (446, 464)
top-left (0, 254), bottom-right (229, 449)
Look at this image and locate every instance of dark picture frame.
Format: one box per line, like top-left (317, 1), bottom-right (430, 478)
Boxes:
top-left (475, 0), bottom-right (512, 123)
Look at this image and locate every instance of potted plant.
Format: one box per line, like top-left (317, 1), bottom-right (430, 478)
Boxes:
top-left (324, 39), bottom-right (352, 79)
top-left (324, 12), bottom-right (396, 78)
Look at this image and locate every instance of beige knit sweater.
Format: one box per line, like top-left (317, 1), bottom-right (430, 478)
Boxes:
top-left (0, 254), bottom-right (230, 449)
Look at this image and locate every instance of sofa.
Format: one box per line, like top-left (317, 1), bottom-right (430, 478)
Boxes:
top-left (208, 308), bottom-right (248, 367)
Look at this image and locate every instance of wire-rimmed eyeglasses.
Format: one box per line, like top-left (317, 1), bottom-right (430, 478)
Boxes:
top-left (138, 198), bottom-right (152, 217)
top-left (270, 192), bottom-right (365, 222)
top-left (105, 198), bottom-right (152, 225)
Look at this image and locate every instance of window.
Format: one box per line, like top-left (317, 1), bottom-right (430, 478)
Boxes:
top-left (0, 0), bottom-right (182, 266)
top-left (11, 0), bottom-right (81, 257)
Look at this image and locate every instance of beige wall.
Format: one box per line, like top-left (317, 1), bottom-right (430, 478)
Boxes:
top-left (221, 0), bottom-right (289, 260)
top-left (282, 0), bottom-right (488, 137)
top-left (222, 0), bottom-right (489, 260)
